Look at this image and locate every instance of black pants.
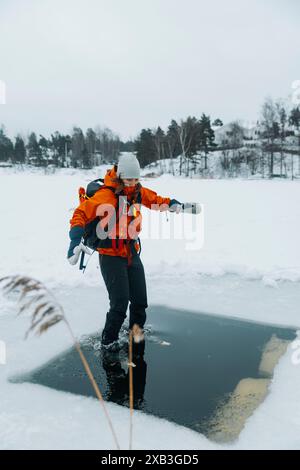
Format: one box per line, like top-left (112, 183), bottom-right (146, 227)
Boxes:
top-left (99, 248), bottom-right (148, 342)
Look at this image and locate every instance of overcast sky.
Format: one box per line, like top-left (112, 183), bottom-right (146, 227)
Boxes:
top-left (0, 0), bottom-right (299, 140)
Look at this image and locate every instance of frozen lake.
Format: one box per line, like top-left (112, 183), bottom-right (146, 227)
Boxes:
top-left (12, 303), bottom-right (296, 443)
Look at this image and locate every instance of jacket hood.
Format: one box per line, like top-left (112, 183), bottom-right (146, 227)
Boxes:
top-left (104, 165), bottom-right (119, 188)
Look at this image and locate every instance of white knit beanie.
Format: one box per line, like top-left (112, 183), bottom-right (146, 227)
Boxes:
top-left (117, 154), bottom-right (140, 179)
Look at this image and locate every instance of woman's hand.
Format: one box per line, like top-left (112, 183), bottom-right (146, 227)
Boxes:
top-left (67, 226), bottom-right (92, 265)
top-left (68, 242), bottom-right (92, 265)
top-left (169, 199), bottom-right (183, 214)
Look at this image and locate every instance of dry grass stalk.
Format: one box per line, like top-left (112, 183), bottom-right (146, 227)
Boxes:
top-left (127, 323), bottom-right (144, 450)
top-left (0, 275), bottom-right (120, 450)
top-left (132, 323), bottom-right (144, 343)
top-left (128, 329), bottom-right (134, 451)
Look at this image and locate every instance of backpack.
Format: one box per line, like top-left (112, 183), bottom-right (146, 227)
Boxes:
top-left (78, 176), bottom-right (142, 251)
top-left (78, 178), bottom-right (107, 250)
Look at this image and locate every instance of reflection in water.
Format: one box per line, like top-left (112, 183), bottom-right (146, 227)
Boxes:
top-left (207, 335), bottom-right (290, 443)
top-left (207, 377), bottom-right (270, 443)
top-left (259, 335), bottom-right (290, 377)
top-left (101, 341), bottom-right (147, 409)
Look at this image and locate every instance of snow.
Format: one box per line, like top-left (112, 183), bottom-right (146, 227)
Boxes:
top-left (0, 165), bottom-right (300, 449)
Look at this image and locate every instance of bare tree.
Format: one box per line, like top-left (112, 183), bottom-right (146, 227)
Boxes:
top-left (176, 119), bottom-right (192, 176)
top-left (289, 106), bottom-right (300, 176)
top-left (94, 126), bottom-right (120, 163)
top-left (226, 121), bottom-right (244, 149)
top-left (275, 100), bottom-right (288, 177)
top-left (225, 121), bottom-right (244, 176)
top-left (176, 117), bottom-right (200, 176)
top-left (261, 97), bottom-right (279, 178)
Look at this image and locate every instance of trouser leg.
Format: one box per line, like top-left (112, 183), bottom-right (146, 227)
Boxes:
top-left (99, 254), bottom-right (129, 342)
top-left (128, 252), bottom-right (148, 330)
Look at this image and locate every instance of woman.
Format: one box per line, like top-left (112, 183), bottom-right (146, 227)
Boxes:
top-left (67, 154), bottom-right (182, 350)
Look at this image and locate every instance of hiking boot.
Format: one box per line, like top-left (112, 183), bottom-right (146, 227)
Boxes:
top-left (101, 331), bottom-right (121, 352)
top-left (101, 339), bottom-right (121, 353)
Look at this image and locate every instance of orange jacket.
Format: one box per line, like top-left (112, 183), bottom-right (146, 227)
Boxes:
top-left (70, 166), bottom-right (171, 258)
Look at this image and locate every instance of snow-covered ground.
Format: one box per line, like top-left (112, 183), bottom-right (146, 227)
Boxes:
top-left (0, 165), bottom-right (300, 449)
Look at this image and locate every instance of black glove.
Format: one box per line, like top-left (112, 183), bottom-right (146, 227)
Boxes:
top-left (169, 199), bottom-right (183, 213)
top-left (67, 226), bottom-right (92, 265)
top-left (68, 226), bottom-right (84, 258)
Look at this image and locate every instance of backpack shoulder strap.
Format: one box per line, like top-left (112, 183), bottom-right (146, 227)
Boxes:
top-left (134, 183), bottom-right (142, 204)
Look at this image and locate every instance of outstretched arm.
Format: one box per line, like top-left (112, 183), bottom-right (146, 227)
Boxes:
top-left (140, 187), bottom-right (182, 212)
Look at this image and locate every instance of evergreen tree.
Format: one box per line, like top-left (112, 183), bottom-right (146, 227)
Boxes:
top-left (120, 140), bottom-right (135, 152)
top-left (166, 120), bottom-right (181, 159)
top-left (199, 114), bottom-right (216, 170)
top-left (135, 129), bottom-right (156, 168)
top-left (81, 145), bottom-right (92, 168)
top-left (27, 132), bottom-right (42, 166)
top-left (39, 135), bottom-right (50, 166)
top-left (85, 128), bottom-right (96, 167)
top-left (71, 127), bottom-right (85, 168)
top-left (50, 132), bottom-right (71, 167)
top-left (153, 127), bottom-right (168, 173)
top-left (14, 135), bottom-right (26, 163)
top-left (0, 126), bottom-right (14, 162)
top-left (212, 118), bottom-right (223, 127)
top-left (289, 107), bottom-right (300, 131)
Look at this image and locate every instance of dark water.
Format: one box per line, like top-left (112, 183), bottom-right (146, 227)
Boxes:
top-left (11, 306), bottom-right (296, 438)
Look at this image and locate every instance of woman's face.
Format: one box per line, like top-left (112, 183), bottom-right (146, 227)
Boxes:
top-left (123, 178), bottom-right (139, 187)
